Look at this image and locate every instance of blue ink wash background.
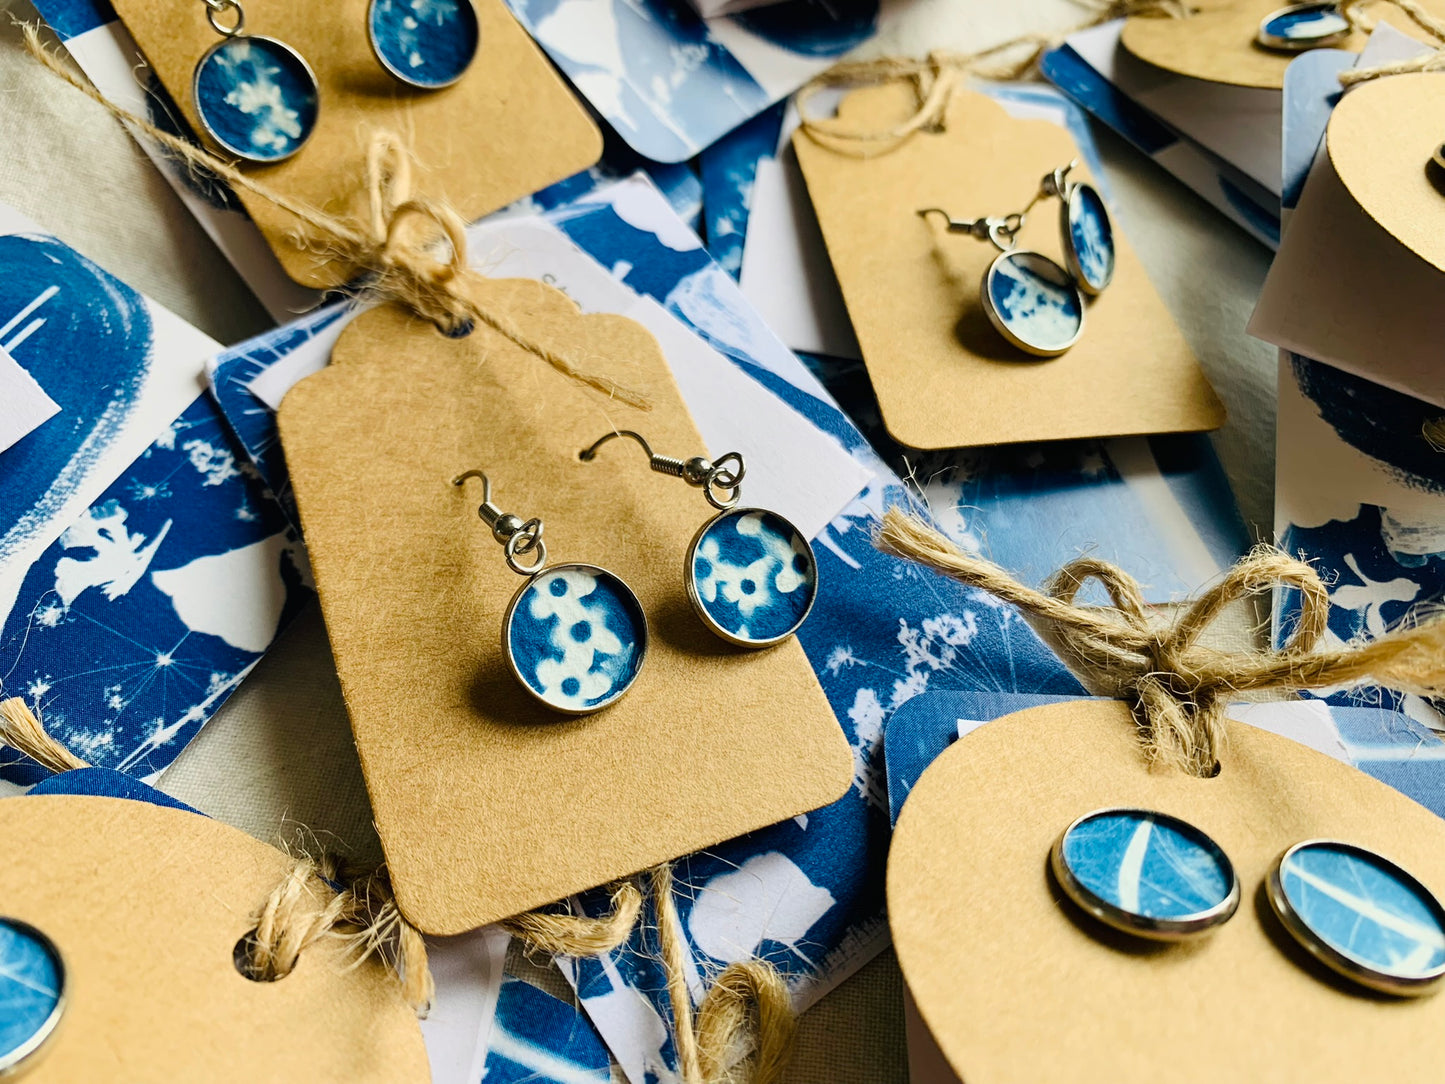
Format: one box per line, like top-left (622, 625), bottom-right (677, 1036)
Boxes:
top-left (502, 0), bottom-right (876, 162)
top-left (0, 223), bottom-right (309, 786)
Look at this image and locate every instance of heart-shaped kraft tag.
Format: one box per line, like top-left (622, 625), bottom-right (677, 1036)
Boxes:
top-left (890, 699), bottom-right (1445, 1083)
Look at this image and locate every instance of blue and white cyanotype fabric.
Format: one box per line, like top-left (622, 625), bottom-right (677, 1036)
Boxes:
top-left (1274, 355), bottom-right (1445, 731)
top-left (503, 0), bottom-right (877, 162)
top-left (31, 0), bottom-right (321, 319)
top-left (698, 102), bottom-right (785, 277)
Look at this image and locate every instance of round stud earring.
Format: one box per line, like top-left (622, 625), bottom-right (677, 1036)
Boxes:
top-left (368, 0), bottom-right (481, 90)
top-left (1268, 839), bottom-right (1445, 996)
top-left (191, 0), bottom-right (319, 163)
top-left (0, 917), bottom-right (66, 1075)
top-left (1256, 2), bottom-right (1353, 52)
top-left (1032, 160), bottom-right (1116, 296)
top-left (917, 207), bottom-right (1085, 358)
top-left (578, 432), bottom-right (818, 649)
top-left (1051, 808), bottom-right (1241, 941)
top-left (454, 470), bottom-right (647, 715)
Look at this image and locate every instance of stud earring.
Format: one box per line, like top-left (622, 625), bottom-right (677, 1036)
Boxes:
top-left (917, 206), bottom-right (1084, 358)
top-left (1267, 840), bottom-right (1445, 996)
top-left (191, 0), bottom-right (319, 163)
top-left (368, 0), bottom-right (481, 90)
top-left (1256, 2), bottom-right (1352, 52)
top-left (1051, 808), bottom-right (1241, 940)
top-left (578, 432), bottom-right (818, 649)
top-left (0, 917), bottom-right (66, 1074)
top-left (1029, 160), bottom-right (1115, 297)
top-left (454, 470), bottom-right (647, 715)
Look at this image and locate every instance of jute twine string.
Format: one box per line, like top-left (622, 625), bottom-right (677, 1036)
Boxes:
top-left (22, 25), bottom-right (648, 410)
top-left (794, 0), bottom-right (1189, 156)
top-left (875, 509), bottom-right (1445, 778)
top-left (652, 865), bottom-right (796, 1084)
top-left (1339, 0), bottom-right (1445, 83)
top-left (1425, 417), bottom-right (1445, 451)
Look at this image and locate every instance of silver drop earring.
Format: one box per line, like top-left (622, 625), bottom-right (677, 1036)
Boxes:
top-left (1256, 2), bottom-right (1353, 51)
top-left (367, 0), bottom-right (481, 90)
top-left (578, 432), bottom-right (818, 648)
top-left (454, 470), bottom-right (648, 715)
top-left (1030, 160), bottom-right (1116, 297)
top-left (191, 0), bottom-right (319, 163)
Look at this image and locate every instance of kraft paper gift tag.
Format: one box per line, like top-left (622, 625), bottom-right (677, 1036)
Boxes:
top-left (889, 699), bottom-right (1445, 1083)
top-left (0, 794), bottom-right (427, 1083)
top-left (1251, 70), bottom-right (1445, 408)
top-left (792, 83), bottom-right (1223, 450)
top-left (277, 279), bottom-right (852, 935)
top-left (1120, 0), bottom-right (1445, 90)
top-left (109, 0), bottom-right (601, 289)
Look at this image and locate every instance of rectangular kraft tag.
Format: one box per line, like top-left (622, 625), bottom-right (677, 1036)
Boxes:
top-left (108, 0), bottom-right (601, 289)
top-left (793, 83), bottom-right (1225, 450)
top-left (276, 280), bottom-right (853, 934)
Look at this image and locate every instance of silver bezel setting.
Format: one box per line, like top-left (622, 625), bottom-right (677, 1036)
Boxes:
top-left (981, 250), bottom-right (1085, 359)
top-left (1267, 839), bottom-right (1445, 997)
top-left (191, 35), bottom-right (320, 164)
top-left (1059, 182), bottom-right (1113, 296)
top-left (684, 508), bottom-right (818, 649)
top-left (0, 918), bottom-right (65, 1077)
top-left (1050, 807), bottom-right (1241, 942)
top-left (367, 0), bottom-right (480, 90)
top-left (1255, 3), bottom-right (1353, 52)
top-left (501, 562), bottom-right (648, 715)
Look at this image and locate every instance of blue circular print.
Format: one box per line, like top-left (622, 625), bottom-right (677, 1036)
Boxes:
top-left (0, 919), bottom-right (64, 1071)
top-left (1259, 3), bottom-right (1351, 48)
top-left (193, 36), bottom-right (319, 162)
top-left (1065, 184), bottom-right (1115, 295)
top-left (688, 509), bottom-right (816, 647)
top-left (985, 251), bottom-right (1084, 358)
top-left (1057, 809), bottom-right (1236, 934)
top-left (1274, 841), bottom-right (1445, 990)
top-left (505, 564), bottom-right (646, 714)
top-left (369, 0), bottom-right (480, 89)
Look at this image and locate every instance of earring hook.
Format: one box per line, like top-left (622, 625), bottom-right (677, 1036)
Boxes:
top-left (453, 469), bottom-right (546, 575)
top-left (917, 208), bottom-right (1024, 252)
top-left (580, 431), bottom-right (745, 511)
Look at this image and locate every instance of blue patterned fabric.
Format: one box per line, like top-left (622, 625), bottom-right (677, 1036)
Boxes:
top-left (507, 566), bottom-right (646, 712)
top-left (698, 102), bottom-right (785, 277)
top-left (369, 0), bottom-right (479, 88)
top-left (1061, 810), bottom-right (1233, 921)
top-left (194, 37), bottom-right (318, 162)
top-left (1278, 842), bottom-right (1445, 978)
top-left (28, 767), bottom-right (201, 814)
top-left (987, 252), bottom-right (1083, 354)
top-left (692, 510), bottom-right (814, 644)
top-left (484, 977), bottom-right (611, 1083)
top-left (1067, 184), bottom-right (1115, 293)
top-left (1261, 3), bottom-right (1350, 44)
top-left (0, 920), bottom-right (61, 1064)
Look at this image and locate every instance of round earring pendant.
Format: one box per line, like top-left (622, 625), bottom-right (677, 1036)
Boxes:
top-left (686, 508), bottom-right (817, 648)
top-left (1256, 3), bottom-right (1352, 52)
top-left (982, 250), bottom-right (1085, 358)
top-left (1268, 840), bottom-right (1445, 996)
top-left (369, 0), bottom-right (481, 90)
top-left (503, 563), bottom-right (647, 715)
top-left (1051, 808), bottom-right (1240, 941)
top-left (1060, 183), bottom-right (1115, 296)
top-left (0, 918), bottom-right (65, 1075)
top-left (193, 36), bottom-right (319, 163)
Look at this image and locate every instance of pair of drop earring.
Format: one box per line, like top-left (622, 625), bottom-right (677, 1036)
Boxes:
top-left (190, 0), bottom-right (481, 163)
top-left (918, 161), bottom-right (1116, 358)
top-left (1053, 807), bottom-right (1445, 997)
top-left (454, 432), bottom-right (819, 716)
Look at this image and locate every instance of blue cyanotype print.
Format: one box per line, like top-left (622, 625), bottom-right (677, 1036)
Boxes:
top-left (1061, 810), bottom-right (1234, 921)
top-left (483, 977), bottom-right (611, 1083)
top-left (1278, 842), bottom-right (1445, 980)
top-left (1067, 184), bottom-right (1114, 293)
top-left (0, 235), bottom-right (152, 573)
top-left (692, 509), bottom-right (814, 644)
top-left (369, 0), bottom-right (479, 89)
top-left (1261, 3), bottom-right (1350, 45)
top-left (193, 37), bottom-right (318, 162)
top-left (507, 565), bottom-right (646, 712)
top-left (0, 920), bottom-right (61, 1066)
top-left (987, 251), bottom-right (1083, 354)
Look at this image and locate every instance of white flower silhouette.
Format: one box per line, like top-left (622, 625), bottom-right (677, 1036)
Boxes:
top-left (526, 569), bottom-right (633, 709)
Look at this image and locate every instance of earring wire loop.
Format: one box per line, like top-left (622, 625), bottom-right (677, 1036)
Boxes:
top-left (579, 431), bottom-right (744, 511)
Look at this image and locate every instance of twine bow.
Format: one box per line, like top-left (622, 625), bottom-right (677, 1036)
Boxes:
top-left (876, 509), bottom-right (1445, 777)
top-left (22, 25), bottom-right (648, 409)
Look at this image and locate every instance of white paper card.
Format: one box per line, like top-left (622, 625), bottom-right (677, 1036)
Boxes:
top-left (0, 346), bottom-right (59, 454)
